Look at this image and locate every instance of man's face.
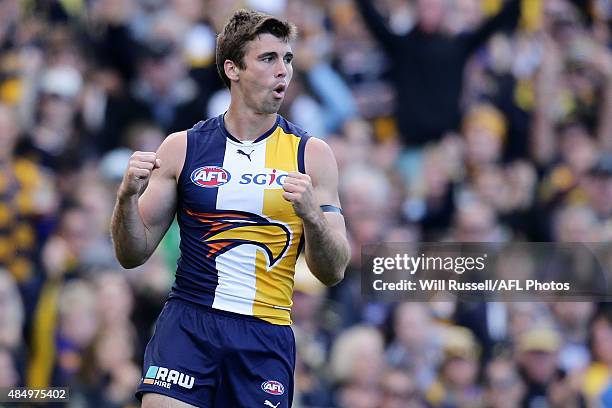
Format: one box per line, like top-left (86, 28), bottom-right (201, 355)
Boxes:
top-left (381, 371), bottom-right (421, 408)
top-left (235, 33), bottom-right (293, 114)
top-left (151, 53), bottom-right (185, 95)
top-left (485, 361), bottom-right (524, 408)
top-left (417, 0), bottom-right (446, 33)
top-left (519, 350), bottom-right (558, 384)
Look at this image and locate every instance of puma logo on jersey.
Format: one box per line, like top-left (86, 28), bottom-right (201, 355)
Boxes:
top-left (237, 149), bottom-right (255, 161)
top-left (264, 401), bottom-right (280, 408)
top-left (185, 209), bottom-right (291, 268)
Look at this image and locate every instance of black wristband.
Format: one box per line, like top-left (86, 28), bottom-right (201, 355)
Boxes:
top-left (320, 205), bottom-right (343, 214)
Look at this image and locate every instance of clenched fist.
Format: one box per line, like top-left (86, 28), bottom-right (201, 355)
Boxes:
top-left (118, 151), bottom-right (161, 198)
top-left (282, 172), bottom-right (318, 221)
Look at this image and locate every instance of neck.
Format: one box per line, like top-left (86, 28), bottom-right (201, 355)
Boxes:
top-left (418, 23), bottom-right (439, 34)
top-left (224, 98), bottom-right (277, 142)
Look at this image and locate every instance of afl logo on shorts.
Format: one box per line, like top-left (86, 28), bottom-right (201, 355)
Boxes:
top-left (191, 166), bottom-right (231, 188)
top-left (261, 380), bottom-right (285, 395)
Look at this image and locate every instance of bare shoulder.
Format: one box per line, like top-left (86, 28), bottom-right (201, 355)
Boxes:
top-left (157, 130), bottom-right (187, 180)
top-left (304, 137), bottom-right (337, 176)
top-left (159, 130), bottom-right (187, 154)
top-left (304, 137), bottom-right (340, 205)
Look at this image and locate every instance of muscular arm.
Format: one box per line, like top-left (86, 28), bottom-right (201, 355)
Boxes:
top-left (531, 36), bottom-right (561, 166)
top-left (464, 0), bottom-right (521, 55)
top-left (353, 0), bottom-right (401, 53)
top-left (111, 131), bottom-right (186, 268)
top-left (595, 55), bottom-right (612, 151)
top-left (282, 138), bottom-right (350, 287)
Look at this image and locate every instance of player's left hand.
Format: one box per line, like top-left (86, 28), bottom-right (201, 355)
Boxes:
top-left (282, 172), bottom-right (319, 221)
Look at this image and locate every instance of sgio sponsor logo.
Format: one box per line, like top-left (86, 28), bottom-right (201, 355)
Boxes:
top-left (142, 365), bottom-right (194, 389)
top-left (239, 169), bottom-right (287, 187)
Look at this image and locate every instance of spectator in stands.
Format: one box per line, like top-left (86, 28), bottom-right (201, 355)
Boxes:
top-left (386, 302), bottom-right (442, 392)
top-left (0, 1), bottom-right (610, 406)
top-left (353, 0), bottom-right (521, 148)
top-left (484, 357), bottom-right (525, 408)
top-left (583, 306), bottom-right (612, 407)
top-left (330, 325), bottom-right (386, 406)
top-left (426, 326), bottom-right (482, 407)
top-left (0, 103), bottom-right (57, 284)
top-left (380, 367), bottom-right (427, 408)
top-left (515, 326), bottom-right (585, 407)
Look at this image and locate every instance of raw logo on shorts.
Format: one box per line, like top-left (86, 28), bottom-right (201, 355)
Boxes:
top-left (142, 365), bottom-right (194, 389)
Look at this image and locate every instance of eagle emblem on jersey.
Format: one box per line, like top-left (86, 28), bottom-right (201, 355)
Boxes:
top-left (184, 209), bottom-right (291, 268)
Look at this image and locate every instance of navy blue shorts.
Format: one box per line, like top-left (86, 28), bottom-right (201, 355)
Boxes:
top-left (136, 299), bottom-right (295, 407)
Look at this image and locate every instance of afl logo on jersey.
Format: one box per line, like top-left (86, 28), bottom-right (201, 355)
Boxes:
top-left (261, 380), bottom-right (285, 395)
top-left (190, 166), bottom-right (231, 188)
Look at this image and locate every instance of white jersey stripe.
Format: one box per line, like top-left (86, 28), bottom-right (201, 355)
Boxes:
top-left (212, 140), bottom-right (267, 314)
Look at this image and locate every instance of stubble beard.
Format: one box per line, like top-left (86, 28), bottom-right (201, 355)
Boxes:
top-left (260, 97), bottom-right (283, 114)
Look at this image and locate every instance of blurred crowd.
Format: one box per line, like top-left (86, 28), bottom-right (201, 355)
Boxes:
top-left (0, 0), bottom-right (611, 407)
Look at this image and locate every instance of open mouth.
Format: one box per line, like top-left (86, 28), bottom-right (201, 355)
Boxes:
top-left (272, 83), bottom-right (286, 98)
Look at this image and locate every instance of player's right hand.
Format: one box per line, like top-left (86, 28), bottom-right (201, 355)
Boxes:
top-left (118, 151), bottom-right (161, 198)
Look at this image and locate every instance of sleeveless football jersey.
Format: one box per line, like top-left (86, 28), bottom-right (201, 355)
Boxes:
top-left (169, 114), bottom-right (310, 325)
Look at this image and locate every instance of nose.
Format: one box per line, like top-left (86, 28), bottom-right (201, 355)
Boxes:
top-left (275, 60), bottom-right (288, 78)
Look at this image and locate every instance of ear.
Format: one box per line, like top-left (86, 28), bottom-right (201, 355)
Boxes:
top-left (224, 60), bottom-right (240, 82)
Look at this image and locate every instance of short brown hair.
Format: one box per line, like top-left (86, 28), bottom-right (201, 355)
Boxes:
top-left (216, 9), bottom-right (297, 89)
